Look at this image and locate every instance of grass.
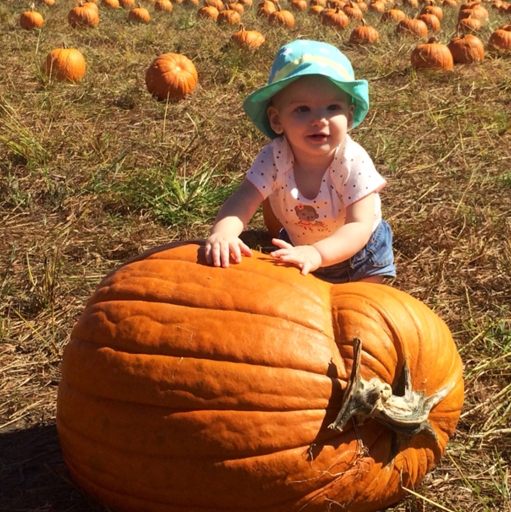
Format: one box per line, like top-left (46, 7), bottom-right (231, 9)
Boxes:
top-left (1, 0), bottom-right (510, 510)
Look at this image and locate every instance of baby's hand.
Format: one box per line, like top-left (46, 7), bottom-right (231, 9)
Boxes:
top-left (270, 239), bottom-right (322, 275)
top-left (205, 233), bottom-right (252, 268)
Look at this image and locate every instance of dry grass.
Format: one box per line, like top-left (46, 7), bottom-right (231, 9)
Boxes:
top-left (1, 0), bottom-right (510, 510)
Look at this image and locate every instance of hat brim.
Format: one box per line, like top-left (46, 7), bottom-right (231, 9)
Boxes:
top-left (243, 73), bottom-right (369, 139)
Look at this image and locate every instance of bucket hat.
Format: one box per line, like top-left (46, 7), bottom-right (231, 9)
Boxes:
top-left (243, 40), bottom-right (369, 139)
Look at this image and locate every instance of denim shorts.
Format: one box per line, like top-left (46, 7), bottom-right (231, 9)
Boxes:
top-left (279, 219), bottom-right (396, 284)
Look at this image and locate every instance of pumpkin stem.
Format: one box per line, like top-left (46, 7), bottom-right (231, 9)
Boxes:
top-left (328, 337), bottom-right (455, 440)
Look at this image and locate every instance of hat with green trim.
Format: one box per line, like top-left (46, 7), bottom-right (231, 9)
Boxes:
top-left (243, 39), bottom-right (369, 139)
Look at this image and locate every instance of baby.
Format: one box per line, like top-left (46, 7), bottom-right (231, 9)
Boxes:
top-left (205, 39), bottom-right (395, 283)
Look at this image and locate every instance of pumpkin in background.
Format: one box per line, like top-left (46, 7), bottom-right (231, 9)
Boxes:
top-left (418, 12), bottom-right (441, 31)
top-left (128, 3), bottom-right (151, 22)
top-left (321, 6), bottom-right (350, 29)
top-left (308, 4), bottom-right (324, 15)
top-left (119, 0), bottom-right (136, 7)
top-left (290, 0), bottom-right (308, 11)
top-left (231, 24), bottom-right (266, 49)
top-left (44, 48), bottom-right (87, 82)
top-left (343, 0), bottom-right (364, 19)
top-left (197, 5), bottom-right (218, 19)
top-left (457, 14), bottom-right (482, 32)
top-left (257, 0), bottom-right (277, 16)
top-left (349, 18), bottom-right (380, 44)
top-left (145, 53), bottom-right (198, 101)
top-left (268, 5), bottom-right (295, 27)
top-left (57, 241), bottom-right (464, 512)
top-left (380, 5), bottom-right (407, 23)
top-left (488, 24), bottom-right (511, 50)
top-left (420, 0), bottom-right (443, 19)
top-left (154, 0), bottom-right (173, 11)
top-left (448, 33), bottom-right (484, 62)
top-left (102, 0), bottom-right (120, 8)
top-left (68, 1), bottom-right (100, 27)
top-left (368, 0), bottom-right (386, 13)
top-left (217, 7), bottom-right (242, 24)
top-left (396, 17), bottom-right (429, 38)
top-left (411, 37), bottom-right (454, 69)
top-left (20, 4), bottom-right (44, 29)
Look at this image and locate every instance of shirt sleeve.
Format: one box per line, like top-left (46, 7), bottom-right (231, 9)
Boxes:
top-left (341, 142), bottom-right (386, 206)
top-left (246, 143), bottom-right (278, 200)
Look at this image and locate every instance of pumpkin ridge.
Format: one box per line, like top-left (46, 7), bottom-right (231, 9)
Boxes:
top-left (61, 341), bottom-right (339, 407)
top-left (84, 272), bottom-right (333, 339)
top-left (59, 452), bottom-right (351, 512)
top-left (57, 406), bottom-right (331, 459)
top-left (71, 304), bottom-right (336, 373)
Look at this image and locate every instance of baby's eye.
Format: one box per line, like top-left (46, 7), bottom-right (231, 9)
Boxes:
top-left (295, 106), bottom-right (310, 113)
top-left (327, 104), bottom-right (343, 111)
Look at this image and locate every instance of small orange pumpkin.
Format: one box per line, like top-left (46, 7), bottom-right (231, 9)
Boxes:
top-left (396, 17), bottom-right (428, 38)
top-left (411, 37), bottom-right (454, 69)
top-left (308, 4), bottom-right (324, 14)
top-left (418, 12), bottom-right (441, 31)
top-left (257, 0), bottom-right (277, 16)
top-left (488, 25), bottom-right (511, 50)
top-left (420, 1), bottom-right (443, 19)
top-left (68, 2), bottom-right (100, 27)
top-left (205, 0), bottom-right (224, 9)
top-left (154, 0), bottom-right (173, 11)
top-left (20, 4), bottom-right (44, 29)
top-left (119, 0), bottom-right (135, 7)
top-left (145, 53), bottom-right (198, 101)
top-left (448, 33), bottom-right (484, 63)
top-left (217, 7), bottom-right (242, 24)
top-left (102, 0), bottom-right (120, 8)
top-left (44, 48), bottom-right (87, 82)
top-left (290, 0), bottom-right (308, 11)
top-left (457, 14), bottom-right (481, 32)
top-left (322, 6), bottom-right (350, 28)
top-left (380, 5), bottom-right (406, 22)
top-left (128, 3), bottom-right (151, 22)
top-left (368, 0), bottom-right (386, 12)
top-left (268, 4), bottom-right (295, 27)
top-left (197, 5), bottom-right (218, 19)
top-left (231, 24), bottom-right (266, 49)
top-left (349, 18), bottom-right (380, 43)
top-left (343, 0), bottom-right (363, 18)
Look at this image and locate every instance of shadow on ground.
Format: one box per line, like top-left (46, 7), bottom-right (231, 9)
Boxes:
top-left (0, 422), bottom-right (107, 512)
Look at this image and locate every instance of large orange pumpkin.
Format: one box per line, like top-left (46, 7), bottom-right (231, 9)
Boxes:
top-left (57, 241), bottom-right (464, 512)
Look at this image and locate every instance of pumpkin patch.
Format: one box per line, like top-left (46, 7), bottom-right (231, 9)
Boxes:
top-left (3, 1), bottom-right (511, 511)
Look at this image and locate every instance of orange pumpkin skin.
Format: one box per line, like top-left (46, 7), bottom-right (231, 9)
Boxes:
top-left (44, 48), bottom-right (87, 82)
top-left (145, 53), bottom-right (198, 101)
top-left (57, 242), bottom-right (464, 512)
top-left (68, 3), bottom-right (100, 28)
top-left (411, 39), bottom-right (454, 69)
top-left (20, 9), bottom-right (44, 29)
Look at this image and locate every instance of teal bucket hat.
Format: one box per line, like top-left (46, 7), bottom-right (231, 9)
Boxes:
top-left (243, 39), bottom-right (369, 139)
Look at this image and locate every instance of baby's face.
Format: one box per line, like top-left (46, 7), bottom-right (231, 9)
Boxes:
top-left (267, 75), bottom-right (354, 164)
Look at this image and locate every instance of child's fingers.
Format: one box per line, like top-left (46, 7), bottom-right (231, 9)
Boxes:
top-left (271, 238), bottom-right (292, 249)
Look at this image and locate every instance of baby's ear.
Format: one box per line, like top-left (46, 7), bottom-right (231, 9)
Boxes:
top-left (347, 103), bottom-right (355, 130)
top-left (267, 105), bottom-right (284, 134)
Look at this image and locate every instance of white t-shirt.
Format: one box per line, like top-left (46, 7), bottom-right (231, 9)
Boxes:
top-left (247, 134), bottom-right (387, 246)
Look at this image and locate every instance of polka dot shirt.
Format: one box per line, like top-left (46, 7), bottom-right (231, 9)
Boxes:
top-left (247, 134), bottom-right (386, 246)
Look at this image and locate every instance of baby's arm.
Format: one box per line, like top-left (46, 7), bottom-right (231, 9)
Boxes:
top-left (205, 179), bottom-right (264, 268)
top-left (271, 193), bottom-right (375, 275)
